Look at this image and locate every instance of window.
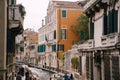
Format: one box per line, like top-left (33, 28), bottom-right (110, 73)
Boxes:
top-left (58, 44), bottom-right (64, 51)
top-left (103, 10), bottom-right (118, 35)
top-left (89, 18), bottom-right (94, 39)
top-left (29, 45), bottom-right (35, 50)
top-left (103, 14), bottom-right (107, 35)
top-left (52, 44), bottom-right (56, 52)
top-left (62, 10), bottom-right (66, 18)
top-left (54, 30), bottom-right (56, 39)
top-left (60, 29), bottom-right (66, 40)
top-left (10, 0), bottom-right (16, 4)
top-left (20, 47), bottom-right (24, 51)
top-left (80, 31), bottom-right (85, 40)
top-left (38, 44), bottom-right (46, 52)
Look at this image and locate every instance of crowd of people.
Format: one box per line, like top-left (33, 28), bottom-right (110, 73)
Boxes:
top-left (50, 73), bottom-right (75, 80)
top-left (15, 66), bottom-right (37, 80)
top-left (15, 65), bottom-right (75, 80)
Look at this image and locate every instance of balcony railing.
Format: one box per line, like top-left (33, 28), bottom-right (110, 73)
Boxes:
top-left (101, 33), bottom-right (120, 47)
top-left (9, 5), bottom-right (24, 29)
top-left (78, 39), bottom-right (94, 49)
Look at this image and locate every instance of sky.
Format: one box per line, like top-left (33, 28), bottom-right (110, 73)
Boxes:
top-left (17, 0), bottom-right (80, 32)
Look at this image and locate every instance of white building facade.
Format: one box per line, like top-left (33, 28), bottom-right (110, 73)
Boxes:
top-left (70, 0), bottom-right (120, 80)
top-left (38, 2), bottom-right (58, 68)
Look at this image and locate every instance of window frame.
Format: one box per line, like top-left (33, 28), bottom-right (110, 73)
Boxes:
top-left (62, 10), bottom-right (67, 18)
top-left (60, 29), bottom-right (67, 40)
top-left (58, 44), bottom-right (64, 52)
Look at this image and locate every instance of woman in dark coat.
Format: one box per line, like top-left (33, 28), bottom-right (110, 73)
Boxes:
top-left (16, 72), bottom-right (22, 80)
top-left (25, 70), bottom-right (30, 80)
top-left (70, 74), bottom-right (74, 80)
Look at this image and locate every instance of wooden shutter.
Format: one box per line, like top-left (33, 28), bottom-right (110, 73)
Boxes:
top-left (89, 22), bottom-right (94, 39)
top-left (80, 31), bottom-right (84, 40)
top-left (108, 10), bottom-right (113, 33)
top-left (60, 29), bottom-right (62, 39)
top-left (54, 30), bottom-right (56, 39)
top-left (103, 14), bottom-right (108, 35)
top-left (113, 10), bottom-right (118, 32)
top-left (62, 10), bottom-right (66, 18)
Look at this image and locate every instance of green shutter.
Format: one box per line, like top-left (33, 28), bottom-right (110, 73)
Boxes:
top-left (80, 31), bottom-right (84, 40)
top-left (62, 10), bottom-right (66, 18)
top-left (43, 45), bottom-right (44, 52)
top-left (52, 44), bottom-right (56, 52)
top-left (54, 44), bottom-right (56, 51)
top-left (38, 45), bottom-right (43, 52)
top-left (113, 10), bottom-right (118, 32)
top-left (65, 29), bottom-right (66, 39)
top-left (40, 45), bottom-right (42, 52)
top-left (11, 0), bottom-right (14, 4)
top-left (90, 22), bottom-right (94, 39)
top-left (108, 10), bottom-right (113, 33)
top-left (103, 14), bottom-right (107, 35)
top-left (60, 29), bottom-right (62, 39)
top-left (54, 30), bottom-right (56, 39)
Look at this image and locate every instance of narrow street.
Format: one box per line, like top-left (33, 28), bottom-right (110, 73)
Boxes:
top-left (28, 67), bottom-right (51, 80)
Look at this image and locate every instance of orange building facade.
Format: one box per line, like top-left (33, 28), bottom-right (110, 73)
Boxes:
top-left (57, 9), bottom-right (83, 58)
top-left (38, 0), bottom-right (83, 69)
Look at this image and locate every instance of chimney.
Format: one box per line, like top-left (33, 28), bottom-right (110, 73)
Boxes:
top-left (42, 19), bottom-right (44, 27)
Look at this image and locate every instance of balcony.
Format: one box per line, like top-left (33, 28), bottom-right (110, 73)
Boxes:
top-left (9, 4), bottom-right (25, 29)
top-left (78, 39), bottom-right (94, 50)
top-left (84, 0), bottom-right (109, 12)
top-left (101, 33), bottom-right (120, 47)
top-left (83, 0), bottom-right (100, 11)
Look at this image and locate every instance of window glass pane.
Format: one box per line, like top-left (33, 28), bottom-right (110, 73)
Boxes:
top-left (58, 44), bottom-right (64, 51)
top-left (61, 29), bottom-right (66, 40)
top-left (62, 10), bottom-right (66, 18)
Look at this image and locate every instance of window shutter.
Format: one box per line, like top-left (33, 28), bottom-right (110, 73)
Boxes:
top-left (40, 45), bottom-right (42, 52)
top-left (108, 10), bottom-right (114, 33)
top-left (89, 22), bottom-right (94, 39)
top-left (62, 45), bottom-right (64, 51)
top-left (11, 0), bottom-right (15, 4)
top-left (103, 14), bottom-right (107, 35)
top-left (54, 44), bottom-right (56, 51)
top-left (62, 10), bottom-right (66, 18)
top-left (60, 29), bottom-right (62, 39)
top-left (52, 44), bottom-right (56, 52)
top-left (54, 30), bottom-right (56, 39)
top-left (80, 31), bottom-right (84, 40)
top-left (113, 10), bottom-right (118, 32)
top-left (64, 29), bottom-right (66, 39)
top-left (38, 45), bottom-right (41, 52)
top-left (43, 45), bottom-right (45, 52)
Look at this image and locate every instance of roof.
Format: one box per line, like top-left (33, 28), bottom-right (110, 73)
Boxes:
top-left (53, 1), bottom-right (82, 9)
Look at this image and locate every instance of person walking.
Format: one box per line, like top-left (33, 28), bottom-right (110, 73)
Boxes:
top-left (70, 74), bottom-right (74, 80)
top-left (63, 73), bottom-right (70, 80)
top-left (25, 70), bottom-right (30, 80)
top-left (16, 72), bottom-right (22, 80)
